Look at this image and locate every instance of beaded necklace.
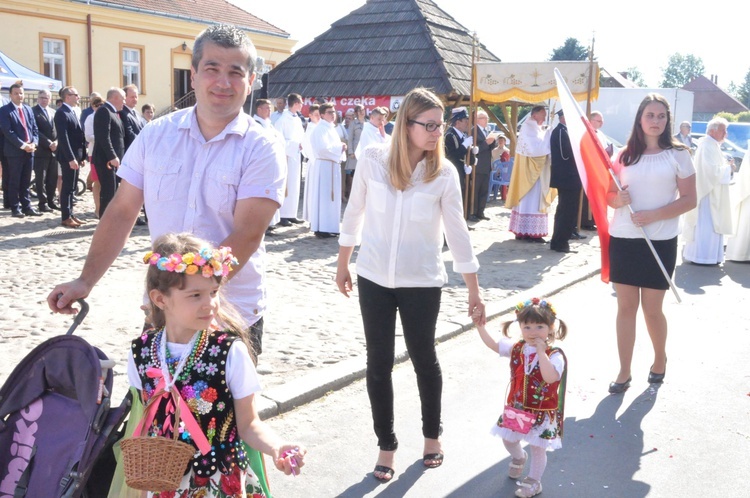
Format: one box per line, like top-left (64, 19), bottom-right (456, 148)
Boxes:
top-left (156, 328), bottom-right (208, 389)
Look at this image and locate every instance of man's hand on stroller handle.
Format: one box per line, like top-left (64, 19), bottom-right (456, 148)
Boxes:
top-left (47, 278), bottom-right (92, 314)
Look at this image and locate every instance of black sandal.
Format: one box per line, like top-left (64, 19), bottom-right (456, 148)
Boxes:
top-left (423, 453), bottom-right (444, 468)
top-left (373, 465), bottom-right (394, 482)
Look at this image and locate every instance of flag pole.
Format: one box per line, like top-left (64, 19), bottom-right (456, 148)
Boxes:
top-left (578, 33), bottom-right (596, 232)
top-left (606, 169), bottom-right (682, 303)
top-left (464, 32), bottom-right (479, 218)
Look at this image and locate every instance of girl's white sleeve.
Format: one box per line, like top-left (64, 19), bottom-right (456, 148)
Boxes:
top-left (226, 340), bottom-right (262, 399)
top-left (497, 337), bottom-right (515, 358)
top-left (127, 352), bottom-right (142, 390)
top-left (549, 350), bottom-right (566, 378)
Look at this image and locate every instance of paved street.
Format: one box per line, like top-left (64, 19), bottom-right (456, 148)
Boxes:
top-left (264, 267), bottom-right (749, 497)
top-left (0, 184), bottom-right (601, 406)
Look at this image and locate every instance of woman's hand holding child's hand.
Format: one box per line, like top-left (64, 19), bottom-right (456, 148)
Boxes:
top-left (274, 444), bottom-right (307, 476)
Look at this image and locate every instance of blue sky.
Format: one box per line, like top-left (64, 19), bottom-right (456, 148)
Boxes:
top-left (233, 0), bottom-right (746, 90)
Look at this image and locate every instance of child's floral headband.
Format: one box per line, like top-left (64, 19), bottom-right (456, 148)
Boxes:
top-left (143, 247), bottom-right (238, 278)
top-left (515, 297), bottom-right (556, 317)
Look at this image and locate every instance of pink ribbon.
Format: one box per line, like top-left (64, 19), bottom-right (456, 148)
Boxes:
top-left (135, 367), bottom-right (211, 455)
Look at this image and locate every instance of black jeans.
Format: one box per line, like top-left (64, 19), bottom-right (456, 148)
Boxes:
top-left (357, 276), bottom-right (443, 451)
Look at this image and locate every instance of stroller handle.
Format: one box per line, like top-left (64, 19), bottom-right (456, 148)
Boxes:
top-left (66, 298), bottom-right (90, 335)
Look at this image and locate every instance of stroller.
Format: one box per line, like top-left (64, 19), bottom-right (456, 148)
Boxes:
top-left (0, 300), bottom-right (131, 497)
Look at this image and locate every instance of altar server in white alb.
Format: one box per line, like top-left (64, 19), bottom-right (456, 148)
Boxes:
top-left (274, 93), bottom-right (306, 226)
top-left (683, 117), bottom-right (735, 265)
top-left (726, 147), bottom-right (750, 262)
top-left (254, 98), bottom-right (285, 231)
top-left (355, 106), bottom-right (391, 159)
top-left (305, 102), bottom-right (347, 238)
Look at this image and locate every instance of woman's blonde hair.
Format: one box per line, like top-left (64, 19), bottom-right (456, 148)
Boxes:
top-left (145, 232), bottom-right (252, 353)
top-left (387, 87), bottom-right (445, 190)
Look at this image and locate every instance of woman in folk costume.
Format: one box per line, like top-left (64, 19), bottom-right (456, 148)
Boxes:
top-left (726, 146), bottom-right (750, 261)
top-left (506, 106), bottom-right (556, 243)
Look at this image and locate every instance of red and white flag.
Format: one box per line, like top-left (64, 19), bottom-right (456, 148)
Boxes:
top-left (553, 68), bottom-right (617, 282)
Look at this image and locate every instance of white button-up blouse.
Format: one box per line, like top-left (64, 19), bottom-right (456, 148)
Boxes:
top-left (340, 143), bottom-right (479, 288)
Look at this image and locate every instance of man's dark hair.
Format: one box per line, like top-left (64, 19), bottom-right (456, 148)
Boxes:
top-left (192, 24), bottom-right (257, 74)
top-left (9, 83), bottom-right (23, 94)
top-left (254, 98), bottom-right (271, 113)
top-left (287, 93), bottom-right (302, 107)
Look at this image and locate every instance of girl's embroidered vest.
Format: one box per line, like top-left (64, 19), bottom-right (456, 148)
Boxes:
top-left (507, 341), bottom-right (563, 413)
top-left (131, 329), bottom-right (249, 477)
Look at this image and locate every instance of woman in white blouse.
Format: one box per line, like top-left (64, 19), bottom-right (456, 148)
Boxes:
top-left (335, 88), bottom-right (485, 482)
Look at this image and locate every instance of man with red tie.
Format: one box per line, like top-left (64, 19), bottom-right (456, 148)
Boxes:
top-left (0, 83), bottom-right (39, 218)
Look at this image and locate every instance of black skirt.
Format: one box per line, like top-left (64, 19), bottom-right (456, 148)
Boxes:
top-left (609, 236), bottom-right (677, 290)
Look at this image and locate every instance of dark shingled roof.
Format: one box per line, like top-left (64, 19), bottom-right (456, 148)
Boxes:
top-left (267, 0), bottom-right (500, 99)
top-left (682, 75), bottom-right (749, 114)
top-left (72, 0), bottom-right (289, 37)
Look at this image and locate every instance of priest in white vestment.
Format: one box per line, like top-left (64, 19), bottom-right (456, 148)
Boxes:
top-left (254, 98), bottom-right (285, 230)
top-left (274, 94), bottom-right (306, 225)
top-left (355, 107), bottom-right (391, 159)
top-left (726, 146), bottom-right (750, 261)
top-left (505, 105), bottom-right (555, 242)
top-left (683, 118), bottom-right (735, 264)
top-left (301, 105), bottom-right (320, 222)
top-left (305, 103), bottom-right (347, 238)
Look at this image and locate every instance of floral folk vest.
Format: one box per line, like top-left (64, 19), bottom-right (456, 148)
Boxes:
top-left (507, 341), bottom-right (566, 429)
top-left (131, 329), bottom-right (250, 478)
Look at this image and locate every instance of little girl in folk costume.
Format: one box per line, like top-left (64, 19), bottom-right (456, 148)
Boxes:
top-left (126, 233), bottom-right (306, 497)
top-left (475, 298), bottom-right (568, 498)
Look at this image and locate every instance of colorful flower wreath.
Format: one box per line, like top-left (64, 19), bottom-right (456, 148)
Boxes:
top-left (143, 246), bottom-right (238, 278)
top-left (514, 297), bottom-right (557, 317)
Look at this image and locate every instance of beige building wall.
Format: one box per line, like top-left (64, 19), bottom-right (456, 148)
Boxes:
top-left (0, 0), bottom-right (295, 111)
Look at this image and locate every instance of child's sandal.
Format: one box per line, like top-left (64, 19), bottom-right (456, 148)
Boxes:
top-left (515, 477), bottom-right (542, 497)
top-left (508, 450), bottom-right (527, 479)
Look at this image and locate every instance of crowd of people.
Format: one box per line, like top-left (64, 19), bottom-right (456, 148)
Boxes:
top-left (0, 19), bottom-right (745, 498)
top-left (0, 82), bottom-right (154, 227)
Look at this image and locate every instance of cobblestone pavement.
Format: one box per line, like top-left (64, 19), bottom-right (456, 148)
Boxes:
top-left (0, 184), bottom-right (601, 401)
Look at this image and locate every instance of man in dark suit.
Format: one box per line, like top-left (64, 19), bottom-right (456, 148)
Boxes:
top-left (0, 83), bottom-right (40, 217)
top-left (120, 84), bottom-right (144, 152)
top-left (119, 84), bottom-right (147, 225)
top-left (32, 89), bottom-right (59, 212)
top-left (470, 110), bottom-right (498, 221)
top-left (54, 86), bottom-right (87, 228)
top-left (93, 87), bottom-right (125, 217)
top-left (549, 110), bottom-right (583, 253)
top-left (444, 107), bottom-right (476, 202)
top-left (0, 93), bottom-right (9, 209)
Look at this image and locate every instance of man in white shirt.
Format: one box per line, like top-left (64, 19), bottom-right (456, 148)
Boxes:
top-left (48, 24), bottom-right (286, 360)
top-left (683, 117), bottom-right (735, 265)
top-left (270, 97), bottom-right (286, 124)
top-left (274, 93), bottom-right (305, 226)
top-left (305, 102), bottom-right (346, 238)
top-left (355, 107), bottom-right (391, 160)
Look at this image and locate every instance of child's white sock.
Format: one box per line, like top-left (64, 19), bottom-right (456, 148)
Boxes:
top-left (528, 445), bottom-right (547, 481)
top-left (503, 439), bottom-right (525, 460)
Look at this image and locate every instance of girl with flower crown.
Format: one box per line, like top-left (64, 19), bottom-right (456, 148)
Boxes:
top-left (125, 232), bottom-right (306, 497)
top-left (474, 298), bottom-right (568, 498)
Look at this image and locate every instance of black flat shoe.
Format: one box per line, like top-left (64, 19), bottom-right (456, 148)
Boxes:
top-left (608, 377), bottom-right (631, 394)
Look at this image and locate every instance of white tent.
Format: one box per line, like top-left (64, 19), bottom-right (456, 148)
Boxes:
top-left (0, 50), bottom-right (62, 92)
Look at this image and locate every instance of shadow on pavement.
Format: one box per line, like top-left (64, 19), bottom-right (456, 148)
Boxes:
top-left (445, 389), bottom-right (657, 498)
top-left (335, 459), bottom-right (427, 498)
top-left (724, 260), bottom-right (750, 287)
top-left (674, 262), bottom-right (725, 295)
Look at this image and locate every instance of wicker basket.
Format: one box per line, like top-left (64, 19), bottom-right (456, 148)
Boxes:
top-left (120, 392), bottom-right (197, 491)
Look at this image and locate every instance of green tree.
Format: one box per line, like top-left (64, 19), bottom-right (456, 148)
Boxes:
top-left (660, 53), bottom-right (705, 88)
top-left (736, 67), bottom-right (750, 108)
top-left (625, 67), bottom-right (647, 87)
top-left (549, 38), bottom-right (589, 61)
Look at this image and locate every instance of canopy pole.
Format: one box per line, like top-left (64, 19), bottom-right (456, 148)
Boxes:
top-left (464, 32), bottom-right (479, 218)
top-left (578, 32), bottom-right (597, 231)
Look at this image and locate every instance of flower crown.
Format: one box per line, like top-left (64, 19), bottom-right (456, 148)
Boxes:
top-left (143, 246), bottom-right (238, 278)
top-left (515, 297), bottom-right (556, 317)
